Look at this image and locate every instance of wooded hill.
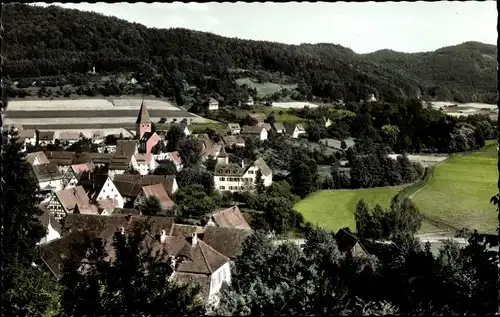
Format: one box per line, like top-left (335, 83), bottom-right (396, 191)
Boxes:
top-left (3, 3), bottom-right (497, 104)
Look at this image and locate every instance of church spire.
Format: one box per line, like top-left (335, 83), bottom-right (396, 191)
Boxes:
top-left (136, 100), bottom-right (151, 124)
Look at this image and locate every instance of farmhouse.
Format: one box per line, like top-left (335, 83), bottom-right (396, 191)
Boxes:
top-left (26, 151), bottom-right (50, 166)
top-left (207, 97), bottom-right (219, 111)
top-left (113, 174), bottom-right (178, 207)
top-left (321, 137), bottom-right (356, 151)
top-left (57, 131), bottom-right (81, 145)
top-left (134, 183), bottom-right (175, 210)
top-left (108, 155), bottom-right (133, 178)
top-left (202, 226), bottom-right (252, 260)
top-left (45, 151), bottom-right (76, 173)
top-left (47, 186), bottom-right (99, 219)
top-left (78, 172), bottom-right (125, 209)
top-left (205, 205), bottom-right (251, 230)
top-left (284, 123), bottom-right (306, 138)
top-left (16, 129), bottom-right (36, 149)
top-left (222, 135), bottom-right (245, 148)
top-left (32, 163), bottom-right (64, 193)
top-left (271, 122), bottom-right (286, 134)
top-left (214, 158), bottom-right (272, 193)
top-left (62, 163), bottom-right (93, 189)
top-left (226, 123), bottom-right (241, 135)
top-left (240, 125), bottom-right (268, 141)
top-left (38, 131), bottom-right (55, 145)
top-left (131, 153), bottom-right (157, 175)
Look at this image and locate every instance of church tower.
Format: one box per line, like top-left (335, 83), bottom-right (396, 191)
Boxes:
top-left (136, 100), bottom-right (152, 139)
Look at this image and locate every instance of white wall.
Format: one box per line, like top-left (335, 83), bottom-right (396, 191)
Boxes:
top-left (39, 179), bottom-right (63, 192)
top-left (96, 178), bottom-right (124, 208)
top-left (38, 222), bottom-right (61, 245)
top-left (208, 262), bottom-right (231, 304)
top-left (214, 164), bottom-right (271, 193)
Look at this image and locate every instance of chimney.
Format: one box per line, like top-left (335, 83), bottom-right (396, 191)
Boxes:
top-left (160, 229), bottom-right (167, 243)
top-left (92, 66), bottom-right (96, 73)
top-left (241, 159), bottom-right (245, 169)
top-left (191, 232), bottom-right (198, 246)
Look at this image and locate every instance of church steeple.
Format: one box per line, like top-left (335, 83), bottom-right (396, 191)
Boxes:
top-left (136, 100), bottom-right (151, 124)
top-left (136, 100), bottom-right (152, 139)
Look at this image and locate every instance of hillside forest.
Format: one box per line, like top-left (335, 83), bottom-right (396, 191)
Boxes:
top-left (2, 3), bottom-right (498, 105)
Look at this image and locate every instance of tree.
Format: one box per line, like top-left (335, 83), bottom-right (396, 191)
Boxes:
top-left (173, 184), bottom-right (217, 218)
top-left (125, 166), bottom-right (140, 175)
top-left (306, 121), bottom-right (323, 142)
top-left (166, 125), bottom-right (185, 152)
top-left (354, 199), bottom-right (373, 238)
top-left (137, 196), bottom-right (162, 216)
top-left (254, 169), bottom-right (266, 194)
top-left (2, 128), bottom-right (59, 316)
top-left (264, 114), bottom-right (276, 124)
top-left (289, 155), bottom-right (319, 198)
top-left (152, 161), bottom-right (177, 176)
top-left (204, 156), bottom-right (217, 172)
top-left (241, 114), bottom-right (259, 127)
top-left (263, 197), bottom-right (294, 234)
top-left (179, 138), bottom-right (202, 167)
top-left (59, 227), bottom-right (205, 317)
top-left (66, 137), bottom-right (98, 153)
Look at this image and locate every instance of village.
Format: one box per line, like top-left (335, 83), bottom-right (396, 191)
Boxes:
top-left (10, 98), bottom-right (345, 309)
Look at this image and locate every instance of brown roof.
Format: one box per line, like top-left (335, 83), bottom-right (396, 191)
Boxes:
top-left (58, 131), bottom-right (81, 141)
top-left (116, 140), bottom-right (137, 156)
top-left (202, 226), bottom-right (252, 259)
top-left (18, 129), bottom-right (35, 139)
top-left (108, 155), bottom-right (132, 170)
top-left (241, 125), bottom-right (264, 134)
top-left (26, 151), bottom-right (50, 165)
top-left (222, 135), bottom-right (245, 146)
top-left (77, 172), bottom-right (109, 200)
top-left (272, 122), bottom-right (286, 132)
top-left (45, 151), bottom-right (76, 166)
top-left (167, 151), bottom-right (182, 166)
top-left (145, 235), bottom-right (229, 275)
top-left (136, 100), bottom-right (151, 124)
top-left (248, 113), bottom-right (266, 122)
top-left (71, 163), bottom-right (92, 174)
top-left (38, 131), bottom-right (55, 141)
top-left (32, 163), bottom-right (63, 182)
top-left (62, 214), bottom-right (175, 240)
top-left (40, 231), bottom-right (88, 280)
top-left (141, 184), bottom-right (175, 209)
top-left (210, 206), bottom-right (251, 230)
top-left (252, 158), bottom-right (272, 177)
top-left (55, 186), bottom-right (98, 215)
top-left (134, 153), bottom-right (153, 163)
top-left (113, 174), bottom-right (177, 196)
top-left (170, 224), bottom-right (205, 237)
top-left (214, 163), bottom-right (245, 177)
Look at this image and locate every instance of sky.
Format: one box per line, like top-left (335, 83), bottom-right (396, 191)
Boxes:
top-left (35, 1), bottom-right (497, 54)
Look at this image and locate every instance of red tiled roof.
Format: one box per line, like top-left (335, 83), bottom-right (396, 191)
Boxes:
top-left (71, 163), bottom-right (92, 174)
top-left (168, 151), bottom-right (182, 166)
top-left (211, 206), bottom-right (251, 230)
top-left (55, 186), bottom-right (98, 214)
top-left (141, 184), bottom-right (175, 209)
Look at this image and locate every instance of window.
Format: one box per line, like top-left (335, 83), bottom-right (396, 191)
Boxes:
top-left (219, 177), bottom-right (225, 181)
top-left (248, 170), bottom-right (254, 174)
top-left (219, 186), bottom-right (225, 190)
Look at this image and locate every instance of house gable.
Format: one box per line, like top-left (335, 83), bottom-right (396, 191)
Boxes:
top-left (96, 177), bottom-right (123, 206)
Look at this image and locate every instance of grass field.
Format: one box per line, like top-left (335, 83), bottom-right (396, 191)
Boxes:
top-left (412, 141), bottom-right (498, 234)
top-left (294, 186), bottom-right (405, 233)
top-left (236, 78), bottom-right (297, 97)
top-left (234, 107), bottom-right (306, 124)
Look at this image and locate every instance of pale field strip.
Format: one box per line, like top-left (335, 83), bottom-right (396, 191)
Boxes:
top-left (6, 99), bottom-right (180, 111)
top-left (4, 116), bottom-right (211, 126)
top-left (429, 101), bottom-right (497, 110)
top-left (48, 128), bottom-right (135, 138)
top-left (271, 101), bottom-right (319, 109)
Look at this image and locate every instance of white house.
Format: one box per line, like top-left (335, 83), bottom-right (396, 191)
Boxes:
top-left (367, 93), bottom-right (377, 103)
top-left (243, 96), bottom-right (254, 107)
top-left (77, 172), bottom-right (125, 209)
top-left (16, 129), bottom-right (37, 150)
top-left (214, 158), bottom-right (273, 193)
top-left (32, 163), bottom-right (64, 193)
top-left (37, 211), bottom-right (62, 246)
top-left (240, 126), bottom-right (268, 141)
top-left (131, 153), bottom-right (158, 176)
top-left (208, 98), bottom-right (219, 111)
top-left (156, 232), bottom-right (231, 309)
top-left (163, 151), bottom-right (183, 172)
top-left (226, 123), bottom-right (241, 135)
top-left (284, 123), bottom-right (306, 139)
top-left (26, 151), bottom-right (51, 166)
